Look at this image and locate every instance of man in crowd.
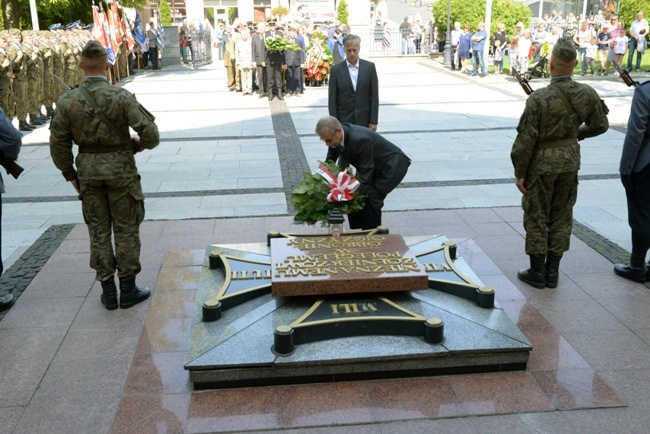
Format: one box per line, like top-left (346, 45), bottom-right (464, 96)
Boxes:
top-left (147, 22), bottom-right (159, 70)
top-left (399, 17), bottom-right (411, 55)
top-left (614, 80), bottom-right (650, 282)
top-left (284, 26), bottom-right (305, 97)
top-left (328, 34), bottom-right (379, 131)
top-left (252, 22), bottom-right (267, 98)
top-left (318, 116), bottom-right (410, 230)
top-left (265, 21), bottom-right (285, 100)
top-left (49, 40), bottom-right (160, 310)
top-left (0, 107), bottom-right (22, 312)
top-left (471, 22), bottom-right (488, 77)
top-left (627, 11), bottom-right (648, 72)
top-left (511, 39), bottom-right (609, 289)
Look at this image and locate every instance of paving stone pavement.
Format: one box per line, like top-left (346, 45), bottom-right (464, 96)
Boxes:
top-left (1, 54), bottom-right (648, 433)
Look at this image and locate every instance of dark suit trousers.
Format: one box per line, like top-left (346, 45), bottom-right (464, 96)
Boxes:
top-left (267, 64), bottom-right (282, 94)
top-left (348, 185), bottom-right (386, 230)
top-left (625, 164), bottom-right (650, 256)
top-left (256, 65), bottom-right (267, 93)
top-left (286, 64), bottom-right (303, 94)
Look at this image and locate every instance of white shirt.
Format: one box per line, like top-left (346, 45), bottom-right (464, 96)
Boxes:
top-left (630, 18), bottom-right (649, 39)
top-left (346, 60), bottom-right (359, 92)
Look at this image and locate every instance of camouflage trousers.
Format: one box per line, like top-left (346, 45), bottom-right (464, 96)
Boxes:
top-left (12, 79), bottom-right (27, 120)
top-left (80, 176), bottom-right (145, 281)
top-left (0, 80), bottom-right (13, 117)
top-left (27, 77), bottom-right (39, 113)
top-left (522, 172), bottom-right (578, 256)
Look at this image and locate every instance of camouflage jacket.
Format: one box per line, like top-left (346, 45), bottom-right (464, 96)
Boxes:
top-left (511, 77), bottom-right (609, 179)
top-left (49, 77), bottom-right (160, 182)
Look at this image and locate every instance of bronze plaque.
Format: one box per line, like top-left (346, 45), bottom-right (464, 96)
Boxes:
top-left (271, 234), bottom-right (429, 296)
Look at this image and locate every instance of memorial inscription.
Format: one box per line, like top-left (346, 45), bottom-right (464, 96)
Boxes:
top-left (271, 234), bottom-right (429, 296)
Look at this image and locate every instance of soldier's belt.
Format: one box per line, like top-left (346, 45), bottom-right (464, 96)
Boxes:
top-left (537, 138), bottom-right (578, 149)
top-left (78, 144), bottom-right (132, 153)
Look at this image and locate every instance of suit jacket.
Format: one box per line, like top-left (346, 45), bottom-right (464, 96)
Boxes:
top-left (328, 59), bottom-right (379, 127)
top-left (284, 35), bottom-right (306, 65)
top-left (326, 123), bottom-right (410, 196)
top-left (252, 33), bottom-right (266, 64)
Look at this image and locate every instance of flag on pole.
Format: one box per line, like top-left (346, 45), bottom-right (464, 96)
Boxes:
top-left (92, 5), bottom-right (116, 64)
top-left (111, 1), bottom-right (123, 45)
top-left (133, 11), bottom-right (146, 46)
top-left (156, 8), bottom-right (165, 48)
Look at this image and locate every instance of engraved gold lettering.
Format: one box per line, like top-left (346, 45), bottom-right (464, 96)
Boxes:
top-left (330, 304), bottom-right (340, 315)
top-left (361, 303), bottom-right (378, 312)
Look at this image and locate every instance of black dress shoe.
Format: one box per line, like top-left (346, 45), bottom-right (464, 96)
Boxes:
top-left (19, 121), bottom-right (34, 131)
top-left (0, 294), bottom-right (15, 312)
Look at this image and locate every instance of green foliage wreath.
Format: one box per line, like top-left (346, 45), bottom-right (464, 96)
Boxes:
top-left (291, 161), bottom-right (365, 226)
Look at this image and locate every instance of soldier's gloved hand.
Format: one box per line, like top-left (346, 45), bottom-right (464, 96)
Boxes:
top-left (621, 173), bottom-right (633, 192)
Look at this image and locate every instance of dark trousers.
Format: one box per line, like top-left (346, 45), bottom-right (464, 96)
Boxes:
top-left (348, 185), bottom-right (386, 230)
top-left (625, 164), bottom-right (650, 256)
top-left (451, 45), bottom-right (458, 69)
top-left (256, 64), bottom-right (267, 93)
top-left (267, 64), bottom-right (283, 95)
top-left (286, 64), bottom-right (303, 94)
top-left (149, 47), bottom-right (159, 70)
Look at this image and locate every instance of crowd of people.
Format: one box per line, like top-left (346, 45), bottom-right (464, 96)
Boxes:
top-left (448, 10), bottom-right (649, 78)
top-left (0, 28), bottom-right (90, 132)
top-left (218, 18), bottom-right (352, 99)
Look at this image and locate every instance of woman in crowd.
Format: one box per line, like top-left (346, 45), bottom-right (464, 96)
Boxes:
top-left (574, 20), bottom-right (595, 75)
top-left (546, 25), bottom-right (560, 51)
top-left (457, 24), bottom-right (472, 73)
top-left (532, 23), bottom-right (547, 57)
top-left (492, 23), bottom-right (508, 74)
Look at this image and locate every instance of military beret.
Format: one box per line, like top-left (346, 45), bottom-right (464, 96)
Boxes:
top-left (552, 38), bottom-right (576, 63)
top-left (81, 40), bottom-right (107, 58)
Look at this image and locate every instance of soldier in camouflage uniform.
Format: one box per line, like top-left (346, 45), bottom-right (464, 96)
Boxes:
top-left (9, 30), bottom-right (32, 131)
top-left (0, 32), bottom-right (14, 117)
top-left (49, 40), bottom-right (160, 310)
top-left (36, 31), bottom-right (54, 119)
top-left (22, 31), bottom-right (45, 127)
top-left (511, 39), bottom-right (609, 289)
top-left (50, 32), bottom-right (66, 108)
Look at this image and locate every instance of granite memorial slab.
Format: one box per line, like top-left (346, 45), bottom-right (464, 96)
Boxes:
top-left (185, 232), bottom-right (532, 389)
top-left (270, 234), bottom-right (429, 296)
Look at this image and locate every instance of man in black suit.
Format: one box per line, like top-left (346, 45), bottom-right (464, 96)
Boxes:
top-left (317, 116), bottom-right (410, 230)
top-left (284, 26), bottom-right (305, 97)
top-left (328, 34), bottom-right (379, 131)
top-left (264, 21), bottom-right (285, 100)
top-left (252, 23), bottom-right (268, 98)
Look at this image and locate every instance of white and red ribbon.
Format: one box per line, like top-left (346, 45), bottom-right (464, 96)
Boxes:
top-left (317, 163), bottom-right (360, 203)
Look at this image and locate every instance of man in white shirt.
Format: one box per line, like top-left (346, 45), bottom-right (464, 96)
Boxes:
top-left (628, 11), bottom-right (648, 71)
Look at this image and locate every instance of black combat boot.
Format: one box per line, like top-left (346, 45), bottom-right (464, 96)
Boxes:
top-left (18, 121), bottom-right (34, 131)
top-left (46, 106), bottom-right (55, 117)
top-left (545, 254), bottom-right (562, 288)
top-left (517, 255), bottom-right (546, 289)
top-left (0, 294), bottom-right (15, 312)
top-left (614, 252), bottom-right (647, 282)
top-left (29, 114), bottom-right (44, 126)
top-left (119, 275), bottom-right (150, 309)
top-left (100, 278), bottom-right (118, 311)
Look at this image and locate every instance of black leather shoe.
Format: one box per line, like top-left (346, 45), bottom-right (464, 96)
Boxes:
top-left (517, 255), bottom-right (546, 289)
top-left (100, 278), bottom-right (118, 310)
top-left (0, 294), bottom-right (15, 312)
top-left (545, 255), bottom-right (562, 288)
top-left (18, 121), bottom-right (34, 131)
top-left (614, 263), bottom-right (647, 282)
top-left (119, 276), bottom-right (150, 309)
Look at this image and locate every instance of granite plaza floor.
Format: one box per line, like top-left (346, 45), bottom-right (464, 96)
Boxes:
top-left (1, 57), bottom-right (649, 433)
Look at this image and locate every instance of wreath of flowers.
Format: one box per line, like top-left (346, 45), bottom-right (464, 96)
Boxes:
top-left (265, 36), bottom-right (299, 52)
top-left (291, 160), bottom-right (365, 226)
top-left (305, 33), bottom-right (333, 83)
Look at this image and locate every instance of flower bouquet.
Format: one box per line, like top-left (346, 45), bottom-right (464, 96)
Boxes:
top-left (291, 161), bottom-right (365, 226)
top-left (265, 36), bottom-right (299, 53)
top-left (305, 33), bottom-right (333, 85)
